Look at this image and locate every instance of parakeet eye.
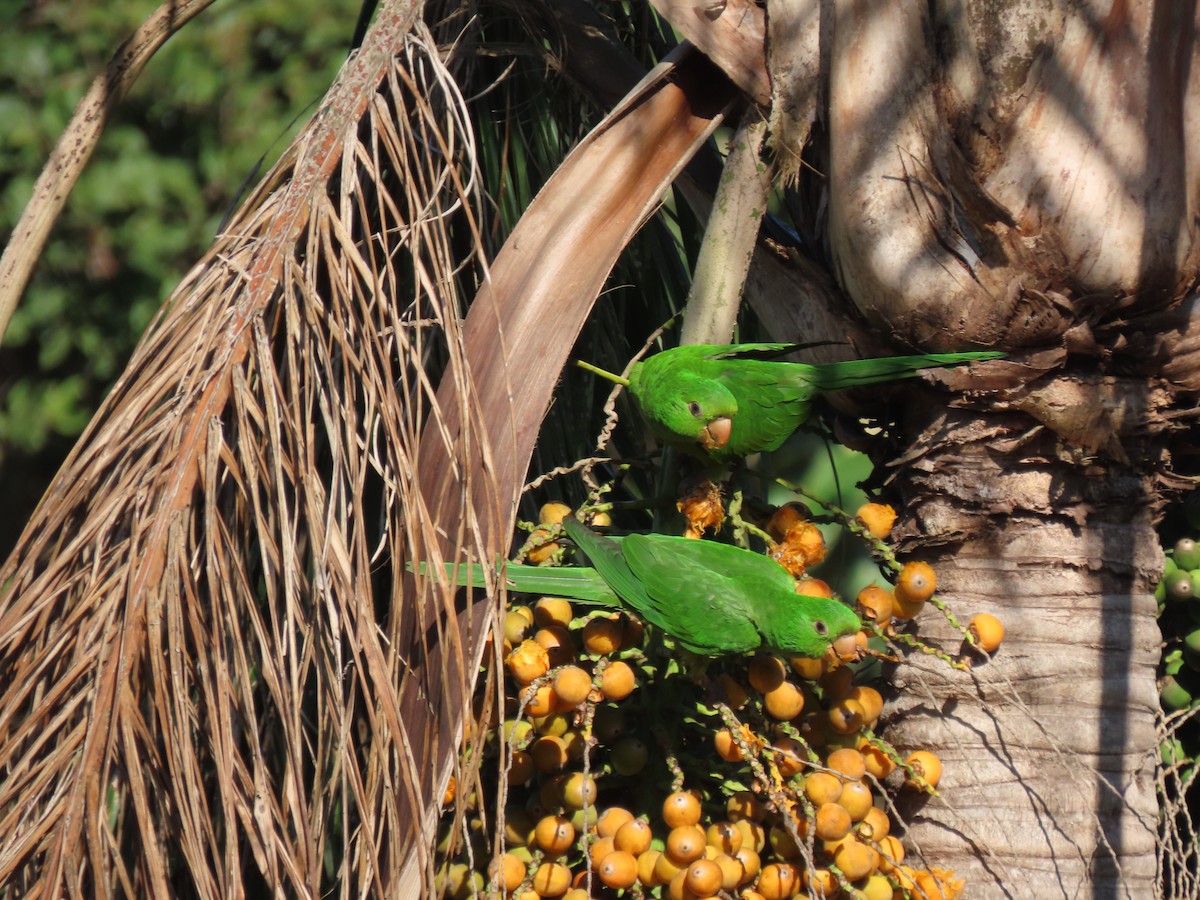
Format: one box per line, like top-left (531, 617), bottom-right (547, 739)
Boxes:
top-left (687, 401), bottom-right (702, 417)
top-left (814, 620), bottom-right (828, 636)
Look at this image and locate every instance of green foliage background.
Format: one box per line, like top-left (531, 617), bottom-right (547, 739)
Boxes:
top-left (0, 0), bottom-right (357, 554)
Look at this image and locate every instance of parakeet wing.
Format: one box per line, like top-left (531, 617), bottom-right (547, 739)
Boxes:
top-left (714, 363), bottom-right (814, 455)
top-left (616, 534), bottom-right (766, 654)
top-left (700, 343), bottom-right (801, 360)
top-left (703, 346), bottom-right (1003, 458)
top-left (690, 347), bottom-right (822, 456)
top-left (700, 343), bottom-right (1003, 374)
top-left (560, 518), bottom-right (666, 617)
top-left (625, 533), bottom-right (799, 593)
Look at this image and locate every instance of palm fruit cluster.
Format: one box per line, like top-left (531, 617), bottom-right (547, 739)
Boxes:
top-left (1154, 496), bottom-right (1200, 899)
top-left (1156, 529), bottom-right (1200, 776)
top-left (433, 497), bottom-right (1003, 899)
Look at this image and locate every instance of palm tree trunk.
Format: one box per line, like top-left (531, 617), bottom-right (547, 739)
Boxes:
top-left (882, 401), bottom-right (1162, 897)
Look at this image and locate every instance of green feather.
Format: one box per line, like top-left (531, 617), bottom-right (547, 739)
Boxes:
top-left (562, 518), bottom-right (860, 657)
top-left (611, 532), bottom-right (763, 653)
top-left (425, 561), bottom-right (621, 606)
top-left (420, 521), bottom-right (862, 658)
top-left (625, 343), bottom-right (1003, 463)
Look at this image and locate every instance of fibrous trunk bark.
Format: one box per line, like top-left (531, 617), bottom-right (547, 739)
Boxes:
top-left (882, 404), bottom-right (1162, 898)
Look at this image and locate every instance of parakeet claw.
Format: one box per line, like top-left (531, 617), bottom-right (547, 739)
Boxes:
top-left (701, 416), bottom-right (732, 450)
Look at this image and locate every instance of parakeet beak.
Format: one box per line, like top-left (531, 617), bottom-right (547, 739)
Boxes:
top-left (701, 416), bottom-right (732, 450)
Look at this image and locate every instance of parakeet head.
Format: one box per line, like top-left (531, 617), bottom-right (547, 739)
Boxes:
top-left (762, 597), bottom-right (862, 659)
top-left (629, 362), bottom-right (738, 454)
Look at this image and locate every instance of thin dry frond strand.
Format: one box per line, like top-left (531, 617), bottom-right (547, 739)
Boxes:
top-left (0, 3), bottom-right (504, 896)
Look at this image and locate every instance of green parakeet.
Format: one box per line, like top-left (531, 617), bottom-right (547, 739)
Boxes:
top-left (436, 518), bottom-right (861, 658)
top-left (624, 343), bottom-right (1003, 463)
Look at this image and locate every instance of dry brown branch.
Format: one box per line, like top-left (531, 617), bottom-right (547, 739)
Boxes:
top-left (0, 3), bottom-right (481, 894)
top-left (0, 0), bottom-right (219, 345)
top-left (648, 0), bottom-right (769, 105)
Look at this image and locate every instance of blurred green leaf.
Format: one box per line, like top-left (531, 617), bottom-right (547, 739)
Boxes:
top-left (0, 0), bottom-right (359, 553)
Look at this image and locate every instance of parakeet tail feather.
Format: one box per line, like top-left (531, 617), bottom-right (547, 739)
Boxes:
top-left (805, 351), bottom-right (1003, 392)
top-left (416, 561), bottom-right (622, 605)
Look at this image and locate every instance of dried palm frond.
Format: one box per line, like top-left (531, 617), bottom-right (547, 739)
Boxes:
top-left (0, 3), bottom-right (493, 895)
